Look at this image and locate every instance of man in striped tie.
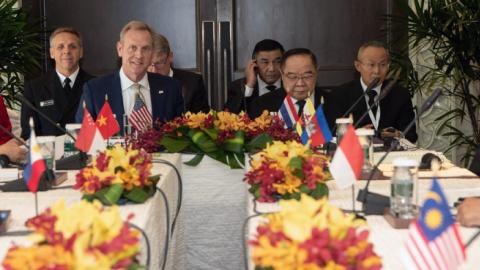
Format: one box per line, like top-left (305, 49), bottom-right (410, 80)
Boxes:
top-left (129, 85), bottom-right (153, 132)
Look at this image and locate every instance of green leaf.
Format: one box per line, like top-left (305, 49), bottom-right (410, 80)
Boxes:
top-left (224, 130), bottom-right (245, 153)
top-left (124, 187), bottom-right (150, 203)
top-left (188, 129), bottom-right (218, 153)
top-left (288, 157), bottom-right (304, 179)
top-left (201, 127), bottom-right (219, 141)
top-left (245, 134), bottom-right (273, 153)
top-left (184, 153), bottom-right (205, 166)
top-left (226, 152), bottom-right (244, 169)
top-left (148, 174), bottom-right (161, 184)
top-left (94, 184), bottom-right (124, 205)
top-left (309, 183), bottom-right (329, 199)
top-left (159, 136), bottom-right (191, 152)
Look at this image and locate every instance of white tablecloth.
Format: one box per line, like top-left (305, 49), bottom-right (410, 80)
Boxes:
top-left (180, 154), bottom-right (247, 270)
top-left (247, 161), bottom-right (480, 269)
top-left (0, 153), bottom-right (184, 270)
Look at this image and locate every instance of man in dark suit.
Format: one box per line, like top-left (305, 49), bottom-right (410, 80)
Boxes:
top-left (249, 48), bottom-right (327, 119)
top-left (327, 41), bottom-right (417, 142)
top-left (21, 27), bottom-right (93, 139)
top-left (148, 33), bottom-right (209, 113)
top-left (76, 21), bottom-right (184, 133)
top-left (224, 39), bottom-right (284, 115)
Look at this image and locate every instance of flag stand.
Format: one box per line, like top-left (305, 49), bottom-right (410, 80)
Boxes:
top-left (466, 229), bottom-right (480, 248)
top-left (34, 192), bottom-right (39, 216)
top-left (351, 185), bottom-right (356, 213)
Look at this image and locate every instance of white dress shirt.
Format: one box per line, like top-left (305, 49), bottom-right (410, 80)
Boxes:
top-left (119, 68), bottom-right (152, 116)
top-left (56, 68), bottom-right (79, 88)
top-left (244, 75), bottom-right (281, 97)
top-left (360, 77), bottom-right (382, 130)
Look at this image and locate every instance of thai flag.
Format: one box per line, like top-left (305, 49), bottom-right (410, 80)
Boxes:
top-left (23, 129), bottom-right (46, 193)
top-left (278, 95), bottom-right (299, 129)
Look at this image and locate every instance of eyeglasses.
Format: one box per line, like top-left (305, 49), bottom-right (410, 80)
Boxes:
top-left (284, 72), bottom-right (315, 82)
top-left (150, 58), bottom-right (168, 69)
top-left (358, 61), bottom-right (390, 70)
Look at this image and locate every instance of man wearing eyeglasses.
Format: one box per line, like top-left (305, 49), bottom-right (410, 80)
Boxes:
top-left (224, 39), bottom-right (284, 115)
top-left (148, 33), bottom-right (209, 113)
top-left (249, 48), bottom-right (328, 120)
top-left (328, 41), bottom-right (417, 142)
top-left (76, 21), bottom-right (184, 133)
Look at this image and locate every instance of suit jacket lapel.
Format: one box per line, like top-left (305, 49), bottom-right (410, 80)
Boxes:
top-left (58, 69), bottom-right (87, 125)
top-left (148, 73), bottom-right (163, 122)
top-left (109, 72), bottom-right (125, 128)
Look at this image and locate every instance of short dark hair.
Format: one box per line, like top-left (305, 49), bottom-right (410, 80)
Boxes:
top-left (280, 48), bottom-right (317, 69)
top-left (252, 39), bottom-right (284, 58)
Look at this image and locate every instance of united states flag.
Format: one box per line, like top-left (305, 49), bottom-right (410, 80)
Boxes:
top-left (128, 93), bottom-right (152, 132)
top-left (401, 179), bottom-right (465, 270)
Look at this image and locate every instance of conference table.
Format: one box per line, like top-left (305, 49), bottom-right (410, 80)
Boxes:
top-left (0, 154), bottom-right (184, 270)
top-left (246, 150), bottom-right (480, 270)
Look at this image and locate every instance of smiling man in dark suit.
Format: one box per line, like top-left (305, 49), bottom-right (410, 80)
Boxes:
top-left (328, 41), bottom-right (417, 142)
top-left (21, 27), bottom-right (94, 139)
top-left (249, 48), bottom-right (328, 120)
top-left (76, 21), bottom-right (184, 133)
top-left (148, 33), bottom-right (209, 113)
top-left (224, 39), bottom-right (284, 115)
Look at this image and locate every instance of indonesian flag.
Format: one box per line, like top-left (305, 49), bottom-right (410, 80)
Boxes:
top-left (96, 100), bottom-right (120, 139)
top-left (330, 124), bottom-right (364, 189)
top-left (23, 129), bottom-right (46, 193)
top-left (75, 107), bottom-right (106, 156)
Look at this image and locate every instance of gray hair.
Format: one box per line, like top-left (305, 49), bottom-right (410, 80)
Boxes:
top-left (49, 27), bottom-right (82, 48)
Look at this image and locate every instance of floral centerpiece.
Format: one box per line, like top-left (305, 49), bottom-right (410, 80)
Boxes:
top-left (129, 110), bottom-right (300, 168)
top-left (74, 144), bottom-right (159, 205)
top-left (244, 140), bottom-right (330, 202)
top-left (250, 194), bottom-right (382, 270)
top-left (2, 200), bottom-right (142, 270)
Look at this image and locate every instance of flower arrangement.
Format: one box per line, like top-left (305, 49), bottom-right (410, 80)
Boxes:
top-left (2, 200), bottom-right (142, 270)
top-left (130, 110), bottom-right (300, 168)
top-left (250, 194), bottom-right (382, 270)
top-left (244, 140), bottom-right (330, 202)
top-left (74, 144), bottom-right (159, 205)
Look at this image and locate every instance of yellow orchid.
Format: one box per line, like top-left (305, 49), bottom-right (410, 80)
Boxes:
top-left (250, 195), bottom-right (381, 269)
top-left (185, 111), bottom-right (212, 128)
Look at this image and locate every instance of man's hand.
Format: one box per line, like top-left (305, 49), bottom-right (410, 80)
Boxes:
top-left (0, 138), bottom-right (27, 163)
top-left (245, 59), bottom-right (258, 88)
top-left (457, 197), bottom-right (480, 227)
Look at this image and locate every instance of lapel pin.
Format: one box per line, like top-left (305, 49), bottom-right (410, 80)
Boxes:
top-left (158, 90), bottom-right (164, 94)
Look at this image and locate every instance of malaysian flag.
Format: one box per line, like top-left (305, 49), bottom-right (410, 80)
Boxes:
top-left (128, 92), bottom-right (152, 132)
top-left (401, 178), bottom-right (466, 270)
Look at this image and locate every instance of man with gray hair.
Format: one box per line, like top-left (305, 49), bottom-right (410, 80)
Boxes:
top-left (76, 21), bottom-right (184, 133)
top-left (148, 33), bottom-right (209, 113)
top-left (21, 26), bottom-right (93, 139)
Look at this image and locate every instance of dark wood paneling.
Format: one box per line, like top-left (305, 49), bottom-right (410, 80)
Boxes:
top-left (233, 0), bottom-right (394, 86)
top-left (42, 0), bottom-right (197, 75)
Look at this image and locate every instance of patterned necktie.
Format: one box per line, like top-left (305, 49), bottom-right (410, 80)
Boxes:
top-left (367, 89), bottom-right (378, 115)
top-left (64, 77), bottom-right (72, 93)
top-left (296, 100), bottom-right (306, 117)
top-left (266, 85), bottom-right (276, 92)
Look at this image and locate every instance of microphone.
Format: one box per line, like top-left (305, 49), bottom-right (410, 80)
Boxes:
top-left (16, 94), bottom-right (87, 170)
top-left (341, 77), bottom-right (380, 119)
top-left (357, 88), bottom-right (442, 215)
top-left (353, 78), bottom-right (397, 128)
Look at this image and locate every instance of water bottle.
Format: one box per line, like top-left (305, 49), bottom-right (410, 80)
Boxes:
top-left (355, 128), bottom-right (374, 173)
top-left (64, 124), bottom-right (81, 158)
top-left (390, 158), bottom-right (417, 219)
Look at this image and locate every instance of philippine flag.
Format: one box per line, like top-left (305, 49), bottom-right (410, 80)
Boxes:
top-left (23, 130), bottom-right (47, 193)
top-left (278, 95), bottom-right (299, 129)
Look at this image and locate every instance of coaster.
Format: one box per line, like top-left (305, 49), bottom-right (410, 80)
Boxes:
top-left (383, 207), bottom-right (416, 229)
